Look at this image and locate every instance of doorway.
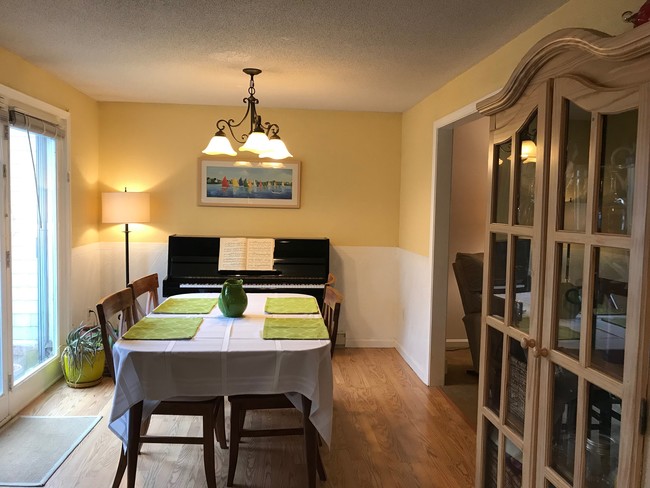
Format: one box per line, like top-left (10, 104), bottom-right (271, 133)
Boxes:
top-left (443, 115), bottom-right (489, 431)
top-left (429, 107), bottom-right (489, 430)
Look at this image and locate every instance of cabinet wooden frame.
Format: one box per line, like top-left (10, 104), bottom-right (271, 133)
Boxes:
top-left (477, 81), bottom-right (551, 488)
top-left (538, 78), bottom-right (649, 488)
top-left (476, 26), bottom-right (650, 488)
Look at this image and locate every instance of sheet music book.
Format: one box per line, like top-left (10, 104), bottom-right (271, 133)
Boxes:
top-left (218, 237), bottom-right (275, 271)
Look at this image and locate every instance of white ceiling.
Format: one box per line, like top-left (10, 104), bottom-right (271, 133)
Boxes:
top-left (0, 0), bottom-right (567, 112)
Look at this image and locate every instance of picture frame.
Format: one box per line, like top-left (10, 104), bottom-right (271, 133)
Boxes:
top-left (198, 157), bottom-right (301, 208)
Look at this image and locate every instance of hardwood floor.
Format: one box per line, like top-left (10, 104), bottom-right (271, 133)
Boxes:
top-left (441, 348), bottom-right (479, 430)
top-left (3, 348), bottom-right (476, 488)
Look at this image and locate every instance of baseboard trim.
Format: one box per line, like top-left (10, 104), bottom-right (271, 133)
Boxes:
top-left (345, 339), bottom-right (396, 348)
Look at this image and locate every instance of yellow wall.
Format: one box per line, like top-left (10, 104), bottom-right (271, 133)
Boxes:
top-left (0, 47), bottom-right (99, 247)
top-left (2, 0), bottom-right (643, 253)
top-left (399, 0), bottom-right (641, 256)
top-left (98, 103), bottom-right (401, 247)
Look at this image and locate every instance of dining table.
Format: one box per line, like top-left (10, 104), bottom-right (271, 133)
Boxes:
top-left (107, 292), bottom-right (333, 488)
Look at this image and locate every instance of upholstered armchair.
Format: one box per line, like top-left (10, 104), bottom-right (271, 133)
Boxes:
top-left (452, 252), bottom-right (484, 374)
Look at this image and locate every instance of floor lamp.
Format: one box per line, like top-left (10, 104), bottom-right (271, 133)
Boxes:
top-left (102, 188), bottom-right (151, 287)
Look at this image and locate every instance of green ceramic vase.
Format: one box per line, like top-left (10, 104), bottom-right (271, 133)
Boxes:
top-left (218, 278), bottom-right (248, 317)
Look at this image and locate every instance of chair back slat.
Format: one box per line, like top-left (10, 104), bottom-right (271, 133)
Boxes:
top-left (96, 288), bottom-right (136, 381)
top-left (322, 286), bottom-right (343, 357)
top-left (128, 273), bottom-right (160, 321)
top-left (325, 273), bottom-right (336, 287)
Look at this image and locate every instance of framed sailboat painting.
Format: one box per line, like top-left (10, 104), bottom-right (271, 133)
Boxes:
top-left (198, 157), bottom-right (301, 208)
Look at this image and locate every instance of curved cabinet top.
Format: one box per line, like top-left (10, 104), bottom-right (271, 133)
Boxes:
top-left (477, 25), bottom-right (650, 116)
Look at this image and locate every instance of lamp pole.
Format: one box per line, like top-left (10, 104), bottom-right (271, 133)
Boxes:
top-left (123, 222), bottom-right (130, 287)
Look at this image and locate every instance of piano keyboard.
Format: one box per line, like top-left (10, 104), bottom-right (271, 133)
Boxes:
top-left (179, 283), bottom-right (326, 289)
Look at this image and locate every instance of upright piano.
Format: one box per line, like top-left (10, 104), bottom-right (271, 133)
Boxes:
top-left (162, 235), bottom-right (330, 307)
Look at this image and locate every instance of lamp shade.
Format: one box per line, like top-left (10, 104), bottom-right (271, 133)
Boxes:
top-left (239, 130), bottom-right (270, 154)
top-left (520, 140), bottom-right (537, 163)
top-left (102, 191), bottom-right (150, 224)
top-left (259, 136), bottom-right (293, 160)
top-left (203, 132), bottom-right (237, 156)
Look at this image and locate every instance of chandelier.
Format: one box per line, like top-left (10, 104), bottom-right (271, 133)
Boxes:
top-left (202, 68), bottom-right (293, 160)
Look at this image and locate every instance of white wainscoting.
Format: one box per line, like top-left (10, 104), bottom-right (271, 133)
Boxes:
top-left (97, 241), bottom-right (168, 299)
top-left (395, 248), bottom-right (434, 385)
top-left (70, 243), bottom-right (102, 330)
top-left (330, 246), bottom-right (400, 348)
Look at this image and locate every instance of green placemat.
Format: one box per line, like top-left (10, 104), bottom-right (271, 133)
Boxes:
top-left (122, 317), bottom-right (203, 340)
top-left (602, 316), bottom-right (627, 328)
top-left (262, 317), bottom-right (329, 340)
top-left (558, 326), bottom-right (580, 341)
top-left (153, 297), bottom-right (218, 314)
top-left (264, 297), bottom-right (320, 314)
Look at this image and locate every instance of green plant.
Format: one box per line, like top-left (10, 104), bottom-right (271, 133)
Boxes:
top-left (60, 311), bottom-right (104, 383)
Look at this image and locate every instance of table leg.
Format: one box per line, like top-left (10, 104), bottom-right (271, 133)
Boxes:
top-left (127, 401), bottom-right (143, 488)
top-left (301, 395), bottom-right (317, 488)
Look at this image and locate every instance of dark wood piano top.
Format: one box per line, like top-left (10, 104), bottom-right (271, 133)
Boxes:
top-left (162, 236), bottom-right (330, 305)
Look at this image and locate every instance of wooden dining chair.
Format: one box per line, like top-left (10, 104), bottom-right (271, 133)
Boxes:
top-left (128, 272), bottom-right (160, 321)
top-left (97, 287), bottom-right (226, 488)
top-left (127, 273), bottom-right (228, 449)
top-left (226, 286), bottom-right (344, 486)
top-left (321, 272), bottom-right (336, 311)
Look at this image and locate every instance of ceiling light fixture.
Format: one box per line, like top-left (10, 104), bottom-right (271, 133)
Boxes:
top-left (520, 140), bottom-right (537, 163)
top-left (202, 68), bottom-right (293, 160)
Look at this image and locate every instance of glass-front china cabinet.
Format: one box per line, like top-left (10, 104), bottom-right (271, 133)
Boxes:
top-left (475, 26), bottom-right (650, 488)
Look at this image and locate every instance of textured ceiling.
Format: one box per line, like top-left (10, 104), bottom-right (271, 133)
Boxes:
top-left (0, 0), bottom-right (568, 112)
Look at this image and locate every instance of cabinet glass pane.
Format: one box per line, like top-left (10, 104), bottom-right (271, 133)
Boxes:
top-left (494, 140), bottom-right (511, 224)
top-left (506, 337), bottom-right (527, 435)
top-left (504, 438), bottom-right (523, 488)
top-left (550, 364), bottom-right (578, 484)
top-left (486, 326), bottom-right (503, 415)
top-left (555, 242), bottom-right (584, 359)
top-left (511, 237), bottom-right (532, 332)
top-left (489, 233), bottom-right (507, 319)
top-left (560, 100), bottom-right (590, 232)
top-left (516, 112), bottom-right (537, 226)
top-left (597, 110), bottom-right (637, 235)
top-left (484, 421), bottom-right (499, 488)
top-left (545, 483), bottom-right (558, 488)
top-left (591, 247), bottom-right (628, 380)
top-left (585, 383), bottom-right (621, 488)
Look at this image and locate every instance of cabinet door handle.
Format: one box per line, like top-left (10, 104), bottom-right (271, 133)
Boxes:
top-left (520, 337), bottom-right (536, 349)
top-left (533, 347), bottom-right (549, 358)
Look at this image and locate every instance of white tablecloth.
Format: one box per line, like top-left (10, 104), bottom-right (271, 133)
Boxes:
top-left (108, 293), bottom-right (333, 446)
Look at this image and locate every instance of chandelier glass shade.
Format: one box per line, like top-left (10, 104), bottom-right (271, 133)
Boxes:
top-left (520, 140), bottom-right (537, 163)
top-left (203, 68), bottom-right (293, 160)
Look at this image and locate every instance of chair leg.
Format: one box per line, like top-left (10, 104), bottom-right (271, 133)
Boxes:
top-left (227, 403), bottom-right (242, 486)
top-left (215, 397), bottom-right (228, 449)
top-left (138, 416), bottom-right (151, 454)
top-left (127, 401), bottom-right (143, 488)
top-left (112, 449), bottom-right (127, 488)
top-left (302, 396), bottom-right (317, 488)
top-left (316, 447), bottom-right (327, 481)
top-left (239, 408), bottom-right (246, 431)
top-left (202, 409), bottom-right (217, 488)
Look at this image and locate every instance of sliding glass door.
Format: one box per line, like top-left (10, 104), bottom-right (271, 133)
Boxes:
top-left (0, 88), bottom-right (69, 422)
top-left (8, 124), bottom-right (59, 384)
top-left (0, 121), bottom-right (7, 423)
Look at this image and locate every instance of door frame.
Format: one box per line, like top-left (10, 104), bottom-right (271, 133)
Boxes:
top-left (0, 83), bottom-right (71, 424)
top-left (427, 94), bottom-right (497, 386)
